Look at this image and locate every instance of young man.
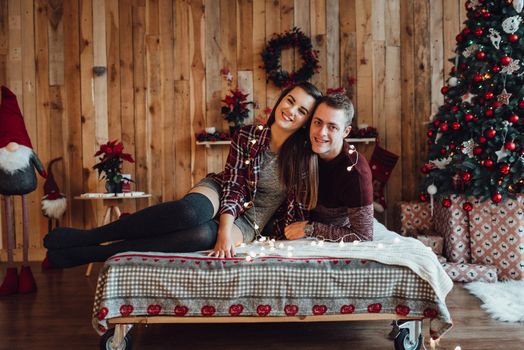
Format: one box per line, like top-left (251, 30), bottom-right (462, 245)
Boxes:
top-left (284, 93), bottom-right (374, 242)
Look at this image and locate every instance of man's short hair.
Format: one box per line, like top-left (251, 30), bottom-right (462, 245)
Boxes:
top-left (319, 93), bottom-right (354, 127)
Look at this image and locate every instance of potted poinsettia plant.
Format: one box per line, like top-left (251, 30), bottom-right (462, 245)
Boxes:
top-left (93, 140), bottom-right (135, 194)
top-left (221, 88), bottom-right (253, 135)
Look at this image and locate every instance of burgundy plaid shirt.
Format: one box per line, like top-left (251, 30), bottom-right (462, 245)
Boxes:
top-left (209, 124), bottom-right (308, 235)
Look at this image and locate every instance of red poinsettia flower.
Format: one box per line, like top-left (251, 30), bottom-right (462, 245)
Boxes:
top-left (93, 140), bottom-right (135, 190)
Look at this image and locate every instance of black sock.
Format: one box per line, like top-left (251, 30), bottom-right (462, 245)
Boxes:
top-left (44, 192), bottom-right (215, 249)
top-left (48, 220), bottom-right (218, 268)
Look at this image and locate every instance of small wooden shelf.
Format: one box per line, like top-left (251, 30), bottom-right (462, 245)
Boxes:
top-left (196, 138), bottom-right (376, 147)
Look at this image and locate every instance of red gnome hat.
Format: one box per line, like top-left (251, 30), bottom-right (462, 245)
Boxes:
top-left (43, 158), bottom-right (63, 200)
top-left (0, 86), bottom-right (33, 149)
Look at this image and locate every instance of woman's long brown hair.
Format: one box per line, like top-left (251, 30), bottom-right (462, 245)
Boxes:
top-left (266, 82), bottom-right (322, 210)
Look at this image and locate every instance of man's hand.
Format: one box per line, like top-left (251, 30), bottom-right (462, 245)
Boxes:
top-left (284, 221), bottom-right (308, 240)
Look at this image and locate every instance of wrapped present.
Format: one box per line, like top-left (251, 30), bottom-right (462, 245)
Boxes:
top-left (416, 235), bottom-right (444, 255)
top-left (441, 262), bottom-right (497, 283)
top-left (398, 201), bottom-right (433, 237)
top-left (434, 195), bottom-right (471, 263)
top-left (469, 195), bottom-right (524, 281)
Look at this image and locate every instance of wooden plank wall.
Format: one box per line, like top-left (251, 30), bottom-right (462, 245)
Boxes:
top-left (0, 0), bottom-right (467, 261)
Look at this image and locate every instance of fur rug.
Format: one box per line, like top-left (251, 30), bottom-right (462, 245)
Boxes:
top-left (464, 280), bottom-right (524, 322)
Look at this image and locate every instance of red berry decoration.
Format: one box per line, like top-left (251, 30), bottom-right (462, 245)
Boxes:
top-left (450, 144), bottom-right (456, 150)
top-left (479, 136), bottom-right (487, 144)
top-left (484, 159), bottom-right (494, 167)
top-left (485, 109), bottom-right (494, 117)
top-left (484, 91), bottom-right (494, 100)
top-left (433, 119), bottom-right (441, 127)
top-left (442, 198), bottom-right (452, 208)
top-left (462, 172), bottom-right (472, 182)
top-left (441, 86), bottom-right (449, 94)
top-left (419, 193), bottom-right (428, 202)
top-left (452, 106), bottom-right (460, 112)
top-left (427, 130), bottom-right (434, 138)
top-left (451, 122), bottom-right (461, 130)
top-left (485, 129), bottom-right (496, 139)
top-left (491, 193), bottom-right (502, 203)
top-left (473, 73), bottom-right (483, 82)
top-left (421, 165), bottom-right (430, 174)
top-left (476, 51), bottom-right (486, 60)
top-left (501, 56), bottom-right (511, 66)
top-left (463, 202), bottom-right (473, 212)
top-left (474, 28), bottom-right (483, 37)
top-left (440, 148), bottom-right (447, 155)
top-left (464, 113), bottom-right (474, 122)
top-left (508, 34), bottom-right (518, 42)
top-left (483, 11), bottom-right (491, 19)
top-left (505, 141), bottom-right (516, 151)
top-left (492, 101), bottom-right (502, 109)
top-left (500, 163), bottom-right (510, 175)
top-left (492, 65), bottom-right (501, 73)
top-left (508, 114), bottom-right (519, 123)
top-left (440, 123), bottom-right (449, 132)
top-left (473, 146), bottom-right (483, 155)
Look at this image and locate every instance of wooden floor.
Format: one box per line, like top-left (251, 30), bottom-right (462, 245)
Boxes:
top-left (1, 262), bottom-right (523, 350)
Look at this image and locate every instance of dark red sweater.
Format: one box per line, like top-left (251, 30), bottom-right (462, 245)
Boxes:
top-left (310, 142), bottom-right (374, 241)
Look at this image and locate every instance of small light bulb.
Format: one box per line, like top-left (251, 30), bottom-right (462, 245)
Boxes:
top-left (394, 237), bottom-right (400, 244)
top-left (347, 166), bottom-right (354, 172)
top-left (311, 241), bottom-right (317, 246)
top-left (454, 346), bottom-right (461, 350)
top-left (278, 243), bottom-right (285, 249)
top-left (257, 125), bottom-right (264, 130)
top-left (260, 246), bottom-right (265, 251)
top-left (250, 139), bottom-right (257, 144)
top-left (246, 256), bottom-right (252, 262)
top-left (353, 240), bottom-right (359, 245)
top-left (318, 240), bottom-right (324, 246)
top-left (249, 251), bottom-right (256, 257)
top-left (244, 160), bottom-right (251, 165)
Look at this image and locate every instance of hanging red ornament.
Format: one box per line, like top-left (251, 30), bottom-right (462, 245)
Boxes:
top-left (492, 65), bottom-right (501, 73)
top-left (484, 91), bottom-right (494, 100)
top-left (452, 105), bottom-right (460, 112)
top-left (462, 172), bottom-right (472, 182)
top-left (474, 28), bottom-right (483, 37)
top-left (491, 193), bottom-right (502, 203)
top-left (473, 73), bottom-right (483, 82)
top-left (463, 202), bottom-right (473, 212)
top-left (419, 193), bottom-right (428, 202)
top-left (479, 136), bottom-right (487, 144)
top-left (501, 56), bottom-right (511, 66)
top-left (505, 141), bottom-right (516, 151)
top-left (440, 122), bottom-right (449, 132)
top-left (464, 113), bottom-right (474, 122)
top-left (440, 148), bottom-right (447, 155)
top-left (441, 86), bottom-right (449, 94)
top-left (519, 100), bottom-right (524, 109)
top-left (508, 114), bottom-right (519, 123)
top-left (451, 66), bottom-right (457, 73)
top-left (473, 146), bottom-right (483, 155)
top-left (500, 163), bottom-right (510, 175)
top-left (485, 129), bottom-right (496, 138)
top-left (433, 119), bottom-right (441, 127)
top-left (484, 159), bottom-right (494, 167)
top-left (483, 12), bottom-right (491, 19)
top-left (442, 198), bottom-right (452, 208)
top-left (427, 130), bottom-right (434, 138)
top-left (508, 34), bottom-right (519, 42)
top-left (450, 143), bottom-right (457, 150)
top-left (485, 109), bottom-right (494, 117)
top-left (476, 51), bottom-right (486, 60)
top-left (463, 27), bottom-right (471, 36)
top-left (421, 164), bottom-right (431, 174)
top-left (492, 101), bottom-right (502, 109)
top-left (451, 121), bottom-right (461, 130)
top-left (456, 34), bottom-right (464, 42)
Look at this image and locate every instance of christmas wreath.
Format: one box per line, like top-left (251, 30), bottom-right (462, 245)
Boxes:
top-left (261, 27), bottom-right (320, 88)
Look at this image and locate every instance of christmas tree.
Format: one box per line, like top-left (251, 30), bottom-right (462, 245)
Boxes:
top-left (421, 0), bottom-right (524, 210)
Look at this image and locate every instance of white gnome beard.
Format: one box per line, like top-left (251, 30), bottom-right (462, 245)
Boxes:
top-left (0, 145), bottom-right (33, 174)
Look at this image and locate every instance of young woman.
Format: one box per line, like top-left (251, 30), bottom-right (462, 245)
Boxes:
top-left (44, 82), bottom-right (322, 267)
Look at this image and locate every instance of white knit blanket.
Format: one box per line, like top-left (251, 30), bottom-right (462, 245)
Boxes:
top-left (235, 219), bottom-right (454, 304)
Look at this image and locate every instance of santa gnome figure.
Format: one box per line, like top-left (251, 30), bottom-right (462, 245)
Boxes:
top-left (41, 157), bottom-right (67, 232)
top-left (0, 86), bottom-right (47, 296)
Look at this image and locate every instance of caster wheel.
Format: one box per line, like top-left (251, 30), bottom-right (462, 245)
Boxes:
top-left (100, 327), bottom-right (133, 350)
top-left (394, 328), bottom-right (422, 350)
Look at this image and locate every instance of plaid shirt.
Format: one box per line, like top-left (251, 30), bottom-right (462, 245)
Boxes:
top-left (209, 124), bottom-right (308, 236)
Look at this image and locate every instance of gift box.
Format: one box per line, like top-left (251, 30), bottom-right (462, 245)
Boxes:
top-left (416, 235), bottom-right (444, 255)
top-left (468, 195), bottom-right (524, 281)
top-left (434, 195), bottom-right (471, 263)
top-left (397, 201), bottom-right (433, 237)
top-left (441, 261), bottom-right (497, 283)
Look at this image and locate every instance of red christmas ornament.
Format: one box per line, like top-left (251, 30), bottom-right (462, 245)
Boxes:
top-left (485, 129), bottom-right (496, 139)
top-left (451, 66), bottom-right (456, 73)
top-left (476, 51), bottom-right (486, 60)
top-left (464, 113), bottom-right (474, 122)
top-left (451, 122), bottom-right (461, 130)
top-left (519, 100), bottom-right (524, 109)
top-left (452, 106), bottom-right (460, 112)
top-left (460, 63), bottom-right (468, 70)
top-left (485, 109), bottom-right (494, 117)
top-left (450, 144), bottom-right (457, 150)
top-left (456, 34), bottom-right (464, 42)
top-left (427, 130), bottom-right (434, 138)
top-left (484, 159), bottom-right (494, 167)
top-left (500, 163), bottom-right (510, 175)
top-left (508, 114), bottom-right (519, 123)
top-left (508, 34), bottom-right (519, 42)
top-left (501, 56), bottom-right (511, 66)
top-left (427, 140), bottom-right (433, 145)
top-left (419, 193), bottom-right (428, 202)
top-left (433, 119), bottom-right (441, 127)
top-left (479, 136), bottom-right (487, 144)
top-left (462, 172), bottom-right (472, 182)
top-left (463, 27), bottom-right (471, 36)
top-left (473, 146), bottom-right (483, 155)
top-left (492, 101), bottom-right (502, 109)
top-left (440, 122), bottom-right (449, 132)
top-left (441, 86), bottom-right (449, 94)
top-left (492, 65), bottom-right (501, 73)
top-left (474, 28), bottom-right (483, 37)
top-left (463, 202), bottom-right (473, 212)
top-left (505, 141), bottom-right (516, 151)
top-left (491, 193), bottom-right (502, 203)
top-left (473, 73), bottom-right (483, 82)
top-left (442, 198), bottom-right (452, 208)
top-left (440, 148), bottom-right (447, 155)
top-left (483, 11), bottom-right (491, 19)
top-left (484, 91), bottom-right (494, 100)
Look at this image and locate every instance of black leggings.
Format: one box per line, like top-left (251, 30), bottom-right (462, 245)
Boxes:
top-left (44, 192), bottom-right (215, 249)
top-left (48, 221), bottom-right (218, 268)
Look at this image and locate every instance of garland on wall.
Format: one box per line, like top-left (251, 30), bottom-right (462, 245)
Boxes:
top-left (261, 27), bottom-right (320, 88)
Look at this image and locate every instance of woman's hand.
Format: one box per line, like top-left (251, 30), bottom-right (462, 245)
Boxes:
top-left (284, 221), bottom-right (308, 240)
top-left (209, 213), bottom-right (236, 258)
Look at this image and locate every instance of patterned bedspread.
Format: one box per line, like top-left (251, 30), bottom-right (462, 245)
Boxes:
top-left (93, 248), bottom-right (452, 339)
